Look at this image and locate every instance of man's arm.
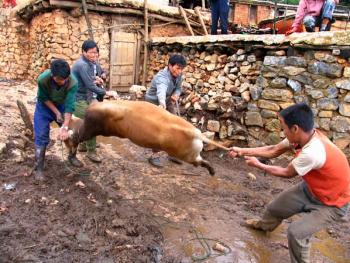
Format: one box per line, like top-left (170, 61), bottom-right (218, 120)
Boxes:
top-left (231, 140), bottom-right (290, 159)
top-left (292, 0), bottom-right (307, 30)
top-left (79, 64), bottom-right (106, 97)
top-left (155, 78), bottom-right (169, 109)
top-left (245, 156), bottom-right (297, 178)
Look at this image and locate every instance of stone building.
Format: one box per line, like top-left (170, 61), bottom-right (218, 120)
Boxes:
top-left (148, 33), bottom-right (350, 154)
top-left (0, 0), bottom-right (205, 90)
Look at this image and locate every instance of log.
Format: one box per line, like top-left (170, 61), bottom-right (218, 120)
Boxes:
top-left (16, 100), bottom-right (33, 140)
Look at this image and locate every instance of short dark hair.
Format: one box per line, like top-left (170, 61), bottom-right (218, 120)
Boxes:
top-left (280, 103), bottom-right (314, 132)
top-left (168, 54), bottom-right (186, 67)
top-left (82, 39), bottom-right (99, 53)
top-left (51, 59), bottom-right (70, 79)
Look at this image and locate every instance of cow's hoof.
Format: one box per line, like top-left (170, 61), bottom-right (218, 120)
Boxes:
top-left (148, 157), bottom-right (164, 168)
top-left (168, 156), bottom-right (182, 165)
top-left (208, 167), bottom-right (215, 176)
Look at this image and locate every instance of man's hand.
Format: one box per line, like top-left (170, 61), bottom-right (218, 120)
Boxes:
top-left (244, 156), bottom-right (262, 168)
top-left (228, 146), bottom-right (243, 158)
top-left (94, 76), bottom-right (104, 86)
top-left (171, 94), bottom-right (179, 102)
top-left (59, 126), bottom-right (69, 141)
top-left (56, 112), bottom-right (64, 124)
top-left (285, 27), bottom-right (297, 36)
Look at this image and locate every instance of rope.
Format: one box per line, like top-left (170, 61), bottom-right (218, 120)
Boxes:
top-left (59, 141), bottom-right (91, 177)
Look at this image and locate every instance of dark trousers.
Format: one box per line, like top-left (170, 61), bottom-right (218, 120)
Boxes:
top-left (34, 101), bottom-right (64, 147)
top-left (211, 0), bottom-right (229, 35)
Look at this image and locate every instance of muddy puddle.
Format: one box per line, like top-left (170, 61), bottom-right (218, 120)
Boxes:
top-left (96, 136), bottom-right (350, 263)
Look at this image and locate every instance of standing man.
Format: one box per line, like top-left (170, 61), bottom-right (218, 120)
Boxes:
top-left (286, 0), bottom-right (338, 35)
top-left (210, 0), bottom-right (229, 35)
top-left (72, 39), bottom-right (110, 163)
top-left (145, 54), bottom-right (186, 167)
top-left (33, 59), bottom-right (83, 181)
top-left (229, 103), bottom-right (350, 263)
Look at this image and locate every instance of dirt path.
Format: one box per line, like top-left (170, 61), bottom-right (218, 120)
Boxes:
top-left (0, 80), bottom-right (349, 263)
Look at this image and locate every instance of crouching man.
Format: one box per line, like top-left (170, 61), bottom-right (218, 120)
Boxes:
top-left (229, 103), bottom-right (350, 263)
top-left (144, 54), bottom-right (186, 167)
top-left (33, 59), bottom-right (83, 182)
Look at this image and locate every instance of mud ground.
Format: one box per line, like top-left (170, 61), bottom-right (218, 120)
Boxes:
top-left (0, 80), bottom-right (349, 263)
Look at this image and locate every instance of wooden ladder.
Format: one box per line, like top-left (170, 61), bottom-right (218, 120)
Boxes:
top-left (178, 6), bottom-right (208, 36)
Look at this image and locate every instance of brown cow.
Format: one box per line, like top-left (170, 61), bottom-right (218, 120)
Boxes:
top-left (66, 100), bottom-right (230, 175)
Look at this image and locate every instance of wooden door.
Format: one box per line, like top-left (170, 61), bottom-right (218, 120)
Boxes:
top-left (109, 31), bottom-right (139, 92)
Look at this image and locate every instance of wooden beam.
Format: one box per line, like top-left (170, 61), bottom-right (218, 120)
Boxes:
top-left (81, 0), bottom-right (94, 40)
top-left (178, 6), bottom-right (194, 36)
top-left (194, 6), bottom-right (208, 35)
top-left (142, 0), bottom-right (149, 87)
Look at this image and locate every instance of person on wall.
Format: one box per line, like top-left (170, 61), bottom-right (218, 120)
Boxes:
top-left (286, 0), bottom-right (338, 35)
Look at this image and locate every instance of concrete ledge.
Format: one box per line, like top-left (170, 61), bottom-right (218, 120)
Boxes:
top-left (151, 31), bottom-right (350, 47)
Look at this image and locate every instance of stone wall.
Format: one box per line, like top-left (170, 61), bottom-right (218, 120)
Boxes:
top-left (0, 9), bottom-right (111, 80)
top-left (148, 44), bottom-right (350, 153)
top-left (0, 10), bottom-right (29, 79)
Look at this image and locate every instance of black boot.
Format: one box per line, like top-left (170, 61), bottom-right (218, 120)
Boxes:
top-left (33, 145), bottom-right (46, 182)
top-left (68, 152), bottom-right (84, 167)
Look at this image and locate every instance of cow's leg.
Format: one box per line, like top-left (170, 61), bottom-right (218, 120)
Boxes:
top-left (192, 155), bottom-right (215, 176)
top-left (200, 159), bottom-right (215, 176)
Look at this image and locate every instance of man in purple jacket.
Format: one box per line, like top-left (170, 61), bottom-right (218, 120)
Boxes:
top-left (286, 0), bottom-right (338, 35)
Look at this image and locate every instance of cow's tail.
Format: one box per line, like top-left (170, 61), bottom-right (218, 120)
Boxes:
top-left (194, 129), bottom-right (231, 151)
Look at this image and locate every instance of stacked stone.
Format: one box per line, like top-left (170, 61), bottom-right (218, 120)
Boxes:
top-left (250, 50), bottom-right (350, 150)
top-left (148, 46), bottom-right (350, 152)
top-left (0, 9), bottom-right (110, 81)
top-left (0, 14), bottom-right (29, 79)
top-left (28, 10), bottom-right (110, 79)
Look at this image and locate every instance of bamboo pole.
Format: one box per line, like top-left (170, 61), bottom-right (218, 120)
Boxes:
top-left (142, 0), bottom-right (149, 87)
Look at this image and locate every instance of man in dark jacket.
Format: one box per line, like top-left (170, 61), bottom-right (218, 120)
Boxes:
top-left (33, 59), bottom-right (82, 182)
top-left (72, 40), bottom-right (112, 163)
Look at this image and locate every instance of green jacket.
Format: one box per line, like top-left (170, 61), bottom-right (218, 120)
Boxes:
top-left (37, 70), bottom-right (78, 113)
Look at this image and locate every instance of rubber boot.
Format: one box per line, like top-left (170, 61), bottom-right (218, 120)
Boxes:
top-left (33, 145), bottom-right (46, 182)
top-left (68, 152), bottom-right (84, 167)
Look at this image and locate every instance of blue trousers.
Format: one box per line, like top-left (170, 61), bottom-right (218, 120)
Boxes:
top-left (34, 101), bottom-right (64, 147)
top-left (303, 0), bottom-right (336, 31)
top-left (211, 0), bottom-right (229, 35)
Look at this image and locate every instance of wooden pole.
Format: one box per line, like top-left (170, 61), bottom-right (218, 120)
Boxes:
top-left (202, 0), bottom-right (205, 9)
top-left (179, 6), bottom-right (195, 36)
top-left (142, 0), bottom-right (149, 87)
top-left (273, 0), bottom-right (277, 34)
top-left (194, 6), bottom-right (208, 35)
top-left (81, 0), bottom-right (94, 40)
top-left (346, 9), bottom-right (350, 31)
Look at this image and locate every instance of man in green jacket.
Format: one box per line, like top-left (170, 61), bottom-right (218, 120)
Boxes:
top-left (33, 59), bottom-right (82, 182)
